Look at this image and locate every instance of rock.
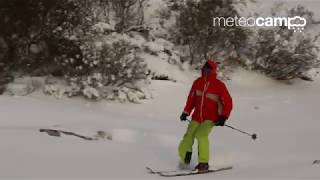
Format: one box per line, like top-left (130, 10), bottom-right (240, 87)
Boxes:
top-left (313, 160), bottom-right (320, 164)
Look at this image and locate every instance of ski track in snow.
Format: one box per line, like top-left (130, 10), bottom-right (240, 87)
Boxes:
top-left (0, 69), bottom-right (320, 179)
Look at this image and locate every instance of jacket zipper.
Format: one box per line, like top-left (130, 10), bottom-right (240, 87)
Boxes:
top-left (200, 81), bottom-right (209, 121)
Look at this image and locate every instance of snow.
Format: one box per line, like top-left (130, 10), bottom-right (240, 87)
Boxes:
top-left (144, 41), bottom-right (164, 53)
top-left (82, 86), bottom-right (100, 99)
top-left (0, 68), bottom-right (320, 179)
top-left (144, 54), bottom-right (190, 82)
top-left (92, 22), bottom-right (115, 33)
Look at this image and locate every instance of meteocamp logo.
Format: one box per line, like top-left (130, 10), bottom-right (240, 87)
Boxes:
top-left (213, 16), bottom-right (307, 32)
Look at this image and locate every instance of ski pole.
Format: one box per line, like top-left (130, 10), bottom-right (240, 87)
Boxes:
top-left (185, 119), bottom-right (257, 140)
top-left (225, 124), bottom-right (257, 140)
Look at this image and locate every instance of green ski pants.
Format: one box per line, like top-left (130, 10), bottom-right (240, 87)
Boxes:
top-left (178, 120), bottom-right (214, 163)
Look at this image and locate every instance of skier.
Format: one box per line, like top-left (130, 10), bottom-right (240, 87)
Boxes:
top-left (178, 59), bottom-right (233, 172)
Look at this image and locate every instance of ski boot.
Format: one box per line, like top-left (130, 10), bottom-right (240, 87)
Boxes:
top-left (194, 162), bottom-right (209, 172)
top-left (178, 151), bottom-right (192, 170)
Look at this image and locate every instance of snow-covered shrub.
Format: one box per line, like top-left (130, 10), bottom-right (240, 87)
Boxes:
top-left (99, 40), bottom-right (148, 86)
top-left (6, 83), bottom-right (34, 96)
top-left (6, 78), bottom-right (38, 96)
top-left (102, 86), bottom-right (149, 103)
top-left (0, 0), bottom-right (152, 101)
top-left (82, 86), bottom-right (101, 100)
top-left (43, 75), bottom-right (83, 99)
top-left (43, 85), bottom-right (66, 99)
top-left (54, 32), bottom-right (110, 75)
top-left (43, 82), bottom-right (81, 99)
top-left (56, 38), bottom-right (148, 101)
top-left (245, 28), bottom-right (320, 80)
top-left (236, 5), bottom-right (320, 81)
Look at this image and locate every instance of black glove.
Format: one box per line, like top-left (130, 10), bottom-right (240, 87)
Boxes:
top-left (180, 112), bottom-right (189, 121)
top-left (215, 116), bottom-right (227, 126)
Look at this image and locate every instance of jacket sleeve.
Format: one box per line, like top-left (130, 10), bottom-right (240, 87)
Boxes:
top-left (219, 82), bottom-right (233, 118)
top-left (183, 81), bottom-right (196, 115)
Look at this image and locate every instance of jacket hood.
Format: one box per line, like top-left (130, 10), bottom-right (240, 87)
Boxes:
top-left (202, 59), bottom-right (218, 80)
top-left (206, 59), bottom-right (217, 72)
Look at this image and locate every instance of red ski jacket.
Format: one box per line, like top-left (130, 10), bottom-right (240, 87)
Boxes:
top-left (183, 60), bottom-right (233, 123)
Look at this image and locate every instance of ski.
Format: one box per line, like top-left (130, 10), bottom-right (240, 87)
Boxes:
top-left (146, 166), bottom-right (232, 177)
top-left (146, 166), bottom-right (186, 174)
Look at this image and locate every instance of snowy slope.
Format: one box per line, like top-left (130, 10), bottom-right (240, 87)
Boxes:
top-left (0, 68), bottom-right (320, 179)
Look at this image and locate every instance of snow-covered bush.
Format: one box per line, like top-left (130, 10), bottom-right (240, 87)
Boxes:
top-left (244, 28), bottom-right (320, 80)
top-left (6, 83), bottom-right (34, 96)
top-left (44, 85), bottom-right (67, 99)
top-left (102, 86), bottom-right (150, 103)
top-left (0, 0), bottom-right (155, 101)
top-left (5, 77), bottom-right (43, 96)
top-left (56, 38), bottom-right (148, 101)
top-left (239, 4), bottom-right (320, 81)
top-left (99, 40), bottom-right (148, 86)
top-left (82, 86), bottom-right (101, 100)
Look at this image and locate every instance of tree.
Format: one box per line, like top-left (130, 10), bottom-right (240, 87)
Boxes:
top-left (0, 0), bottom-right (94, 74)
top-left (171, 0), bottom-right (251, 67)
top-left (111, 0), bottom-right (148, 32)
